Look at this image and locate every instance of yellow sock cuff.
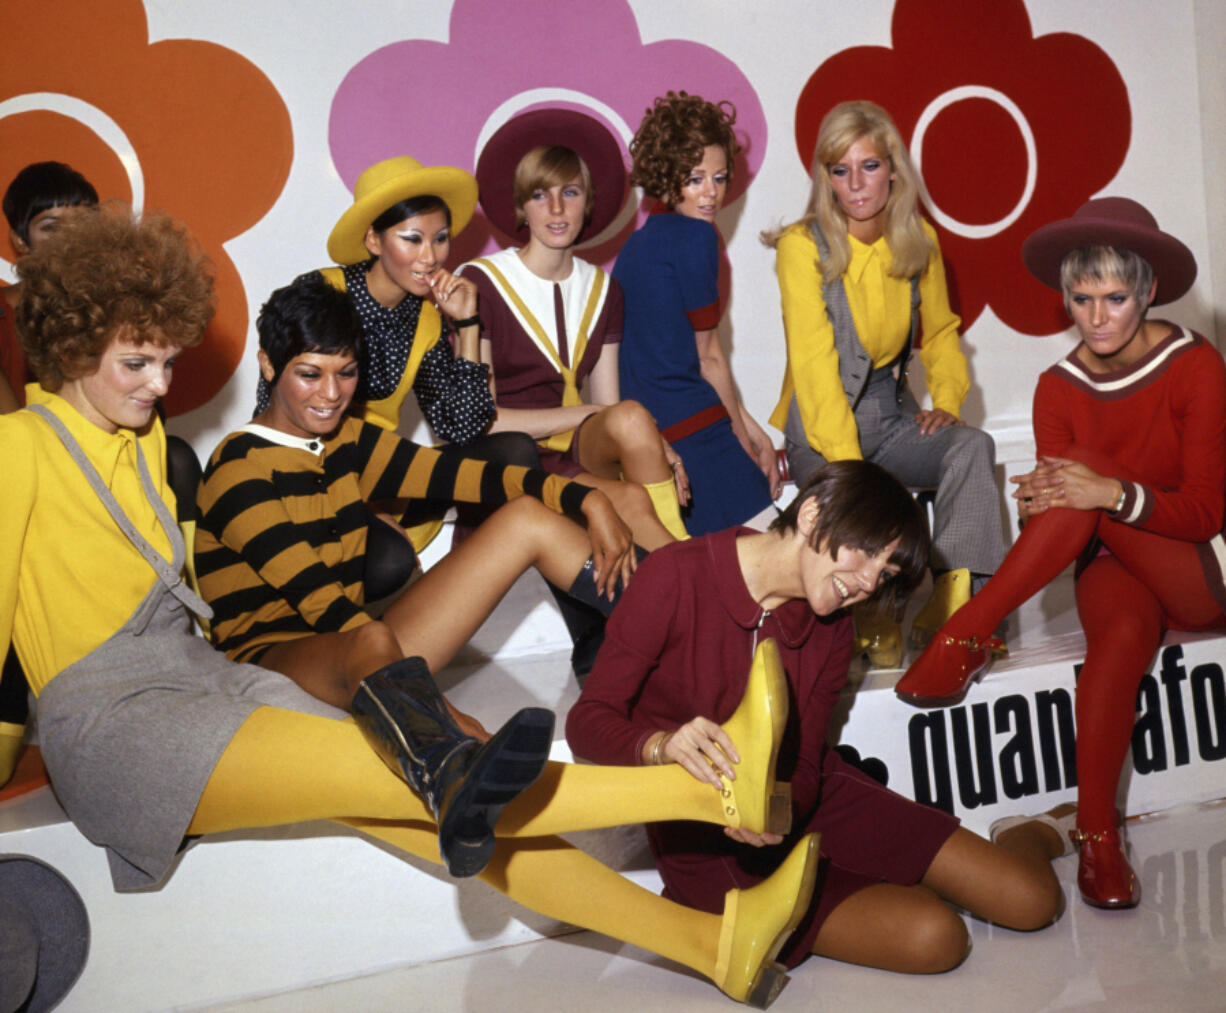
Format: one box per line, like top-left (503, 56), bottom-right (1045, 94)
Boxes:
top-left (643, 479), bottom-right (690, 541)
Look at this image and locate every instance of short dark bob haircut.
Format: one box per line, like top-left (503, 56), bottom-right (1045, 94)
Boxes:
top-left (769, 459), bottom-right (930, 611)
top-left (18, 203), bottom-right (213, 391)
top-left (257, 272), bottom-right (364, 386)
top-left (3, 161), bottom-right (99, 245)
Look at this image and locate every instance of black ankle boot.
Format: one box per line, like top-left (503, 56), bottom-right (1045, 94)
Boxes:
top-left (565, 546), bottom-right (647, 618)
top-left (350, 657), bottom-right (555, 877)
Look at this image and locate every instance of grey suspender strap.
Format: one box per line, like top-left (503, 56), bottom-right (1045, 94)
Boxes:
top-left (28, 404), bottom-right (213, 621)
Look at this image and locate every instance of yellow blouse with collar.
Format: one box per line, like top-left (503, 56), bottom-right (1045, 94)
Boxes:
top-left (770, 219), bottom-right (969, 462)
top-left (0, 387), bottom-right (175, 694)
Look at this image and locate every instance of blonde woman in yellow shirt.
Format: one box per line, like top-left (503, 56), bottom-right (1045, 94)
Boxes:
top-left (765, 101), bottom-right (1006, 667)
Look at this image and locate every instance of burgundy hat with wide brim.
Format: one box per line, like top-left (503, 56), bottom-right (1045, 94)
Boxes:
top-left (476, 108), bottom-right (627, 242)
top-left (1021, 197), bottom-right (1197, 306)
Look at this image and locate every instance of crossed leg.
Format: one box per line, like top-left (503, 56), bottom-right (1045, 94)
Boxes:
top-left (575, 400), bottom-right (686, 547)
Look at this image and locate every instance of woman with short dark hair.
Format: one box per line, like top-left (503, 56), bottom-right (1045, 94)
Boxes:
top-left (569, 460), bottom-right (1063, 979)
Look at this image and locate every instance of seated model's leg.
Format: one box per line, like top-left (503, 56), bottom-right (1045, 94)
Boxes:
top-left (381, 496), bottom-right (612, 670)
top-left (811, 819), bottom-right (1062, 974)
top-left (259, 497), bottom-right (610, 706)
top-left (576, 400), bottom-right (688, 543)
top-left (1073, 555), bottom-right (1165, 834)
top-left (190, 705), bottom-right (779, 841)
top-left (349, 820), bottom-right (819, 1006)
top-left (188, 706), bottom-right (819, 1001)
top-left (872, 423), bottom-right (1000, 572)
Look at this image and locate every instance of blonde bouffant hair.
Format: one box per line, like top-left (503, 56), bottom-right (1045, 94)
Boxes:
top-left (763, 101), bottom-right (933, 284)
top-left (17, 202), bottom-right (214, 391)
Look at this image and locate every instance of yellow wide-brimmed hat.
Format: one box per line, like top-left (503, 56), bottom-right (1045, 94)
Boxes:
top-left (327, 156), bottom-right (479, 265)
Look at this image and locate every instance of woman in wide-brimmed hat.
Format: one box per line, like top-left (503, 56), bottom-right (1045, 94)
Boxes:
top-left (896, 197), bottom-right (1225, 910)
top-left (283, 156), bottom-right (549, 555)
top-left (461, 107), bottom-right (688, 550)
top-left (616, 91), bottom-right (779, 538)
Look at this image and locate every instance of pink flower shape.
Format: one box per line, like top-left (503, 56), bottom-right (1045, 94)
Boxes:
top-left (328, 0), bottom-right (767, 268)
top-left (793, 0), bottom-right (1130, 336)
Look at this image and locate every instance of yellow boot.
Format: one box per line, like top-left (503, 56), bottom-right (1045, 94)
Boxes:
top-left (714, 832), bottom-right (820, 1007)
top-left (909, 568), bottom-right (972, 649)
top-left (643, 477), bottom-right (690, 541)
top-left (717, 638), bottom-right (792, 836)
top-left (0, 721), bottom-right (25, 788)
top-left (852, 602), bottom-right (903, 669)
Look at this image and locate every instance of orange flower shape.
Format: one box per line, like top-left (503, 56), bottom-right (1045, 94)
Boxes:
top-left (0, 0), bottom-right (292, 414)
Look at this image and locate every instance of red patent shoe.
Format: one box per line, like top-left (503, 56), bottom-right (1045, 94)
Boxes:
top-left (1072, 827), bottom-right (1140, 908)
top-left (894, 632), bottom-right (1004, 706)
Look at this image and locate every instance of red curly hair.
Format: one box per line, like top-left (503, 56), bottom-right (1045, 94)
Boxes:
top-left (17, 203), bottom-right (214, 391)
top-left (628, 91), bottom-right (740, 207)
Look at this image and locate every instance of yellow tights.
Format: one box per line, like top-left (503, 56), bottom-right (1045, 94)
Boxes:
top-left (187, 706), bottom-right (741, 989)
top-left (190, 707), bottom-right (745, 837)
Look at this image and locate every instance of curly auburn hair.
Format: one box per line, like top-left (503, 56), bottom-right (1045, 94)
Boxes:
top-left (17, 203), bottom-right (214, 391)
top-left (628, 91), bottom-right (740, 207)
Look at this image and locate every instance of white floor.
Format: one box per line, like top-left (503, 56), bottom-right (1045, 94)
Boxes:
top-left (206, 799), bottom-right (1226, 1013)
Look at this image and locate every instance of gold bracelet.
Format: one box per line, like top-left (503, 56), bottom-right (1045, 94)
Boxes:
top-left (651, 732), bottom-right (671, 765)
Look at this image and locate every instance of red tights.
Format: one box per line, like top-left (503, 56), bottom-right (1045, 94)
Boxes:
top-left (945, 447), bottom-right (1224, 830)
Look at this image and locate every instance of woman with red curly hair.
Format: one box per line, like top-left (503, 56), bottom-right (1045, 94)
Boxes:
top-left (614, 91), bottom-right (779, 536)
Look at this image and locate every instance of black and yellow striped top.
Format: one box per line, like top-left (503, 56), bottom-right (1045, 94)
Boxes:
top-left (195, 416), bottom-right (589, 661)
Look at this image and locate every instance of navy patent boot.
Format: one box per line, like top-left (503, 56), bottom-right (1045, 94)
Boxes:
top-left (351, 656), bottom-right (554, 877)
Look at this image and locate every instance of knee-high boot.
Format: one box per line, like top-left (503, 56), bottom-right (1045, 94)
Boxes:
top-left (350, 656), bottom-right (554, 878)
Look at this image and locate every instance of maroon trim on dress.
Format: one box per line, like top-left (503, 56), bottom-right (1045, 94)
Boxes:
top-left (686, 301), bottom-right (721, 331)
top-left (660, 403), bottom-right (729, 443)
top-left (1050, 323), bottom-right (1198, 402)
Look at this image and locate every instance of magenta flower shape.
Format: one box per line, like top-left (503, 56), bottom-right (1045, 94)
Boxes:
top-left (328, 0), bottom-right (767, 267)
top-left (793, 0), bottom-right (1131, 336)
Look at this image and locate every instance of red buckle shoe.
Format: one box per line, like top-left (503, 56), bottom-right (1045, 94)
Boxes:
top-left (1072, 827), bottom-right (1140, 908)
top-left (894, 633), bottom-right (1004, 706)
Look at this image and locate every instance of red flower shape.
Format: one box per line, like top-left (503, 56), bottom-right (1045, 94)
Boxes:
top-left (0, 0), bottom-right (293, 413)
top-left (793, 0), bottom-right (1130, 336)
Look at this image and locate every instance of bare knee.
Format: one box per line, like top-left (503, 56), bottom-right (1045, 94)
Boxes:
top-left (898, 903), bottom-right (970, 974)
top-left (351, 619), bottom-right (401, 664)
top-left (997, 864), bottom-right (1063, 931)
top-left (600, 399), bottom-right (661, 450)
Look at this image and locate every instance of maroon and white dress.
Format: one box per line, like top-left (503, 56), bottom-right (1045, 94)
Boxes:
top-left (461, 248), bottom-right (623, 476)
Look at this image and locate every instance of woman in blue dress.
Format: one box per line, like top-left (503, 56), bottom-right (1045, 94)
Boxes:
top-left (614, 91), bottom-right (780, 535)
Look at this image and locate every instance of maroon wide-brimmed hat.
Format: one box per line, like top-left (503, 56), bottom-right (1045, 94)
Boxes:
top-left (1021, 197), bottom-right (1197, 305)
top-left (476, 108), bottom-right (627, 242)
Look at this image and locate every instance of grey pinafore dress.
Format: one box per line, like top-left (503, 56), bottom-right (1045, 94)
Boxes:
top-left (29, 406), bottom-right (345, 891)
